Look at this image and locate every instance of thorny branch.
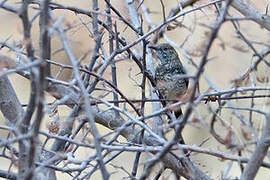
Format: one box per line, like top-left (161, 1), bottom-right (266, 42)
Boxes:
top-left (0, 0), bottom-right (270, 179)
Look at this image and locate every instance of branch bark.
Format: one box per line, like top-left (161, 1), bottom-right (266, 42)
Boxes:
top-left (232, 0), bottom-right (270, 31)
top-left (0, 76), bottom-right (23, 124)
top-left (240, 114), bottom-right (270, 180)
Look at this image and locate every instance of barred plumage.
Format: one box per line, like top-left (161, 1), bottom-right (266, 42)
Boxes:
top-left (149, 43), bottom-right (189, 103)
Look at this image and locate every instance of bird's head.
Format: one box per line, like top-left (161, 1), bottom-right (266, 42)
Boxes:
top-left (149, 43), bottom-right (178, 65)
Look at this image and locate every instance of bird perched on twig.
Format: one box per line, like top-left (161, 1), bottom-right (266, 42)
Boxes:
top-left (149, 43), bottom-right (189, 118)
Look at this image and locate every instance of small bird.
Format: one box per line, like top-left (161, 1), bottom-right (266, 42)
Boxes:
top-left (149, 43), bottom-right (189, 117)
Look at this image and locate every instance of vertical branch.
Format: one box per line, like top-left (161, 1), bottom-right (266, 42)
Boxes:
top-left (132, 40), bottom-right (148, 178)
top-left (39, 0), bottom-right (51, 79)
top-left (19, 0), bottom-right (37, 127)
top-left (159, 0), bottom-right (166, 22)
top-left (18, 0), bottom-right (38, 178)
top-left (87, 0), bottom-right (102, 73)
top-left (106, 0), bottom-right (119, 111)
top-left (124, 1), bottom-right (147, 177)
top-left (138, 0), bottom-right (164, 137)
top-left (125, 0), bottom-right (141, 31)
top-left (240, 114), bottom-right (270, 180)
top-left (26, 0), bottom-right (51, 179)
top-left (86, 0), bottom-right (104, 94)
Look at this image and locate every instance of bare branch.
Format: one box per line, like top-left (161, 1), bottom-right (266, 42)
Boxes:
top-left (0, 76), bottom-right (23, 124)
top-left (241, 114), bottom-right (270, 180)
top-left (232, 0), bottom-right (270, 31)
top-left (54, 17), bottom-right (110, 179)
top-left (0, 0), bottom-right (270, 179)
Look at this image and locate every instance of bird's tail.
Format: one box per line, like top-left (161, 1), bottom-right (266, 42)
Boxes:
top-left (174, 108), bottom-right (183, 118)
top-left (171, 107), bottom-right (189, 155)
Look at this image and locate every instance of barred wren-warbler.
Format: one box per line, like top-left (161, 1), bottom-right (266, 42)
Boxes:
top-left (149, 43), bottom-right (189, 117)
